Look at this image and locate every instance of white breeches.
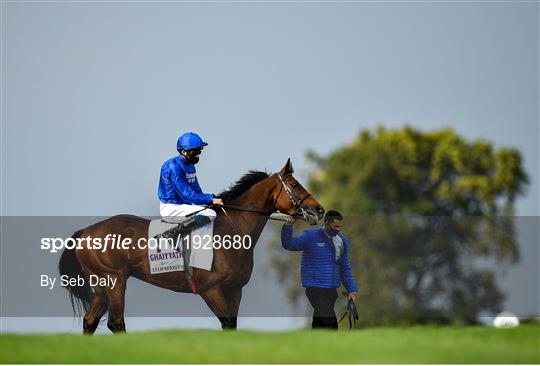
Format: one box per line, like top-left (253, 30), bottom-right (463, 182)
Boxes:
top-left (159, 202), bottom-right (216, 240)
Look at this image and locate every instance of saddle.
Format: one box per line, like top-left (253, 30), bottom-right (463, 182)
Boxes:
top-left (152, 215), bottom-right (212, 294)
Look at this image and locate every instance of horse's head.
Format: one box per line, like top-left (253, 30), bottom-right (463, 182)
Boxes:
top-left (273, 158), bottom-right (325, 225)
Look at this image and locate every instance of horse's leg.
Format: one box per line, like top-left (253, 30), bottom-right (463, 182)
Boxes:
top-left (83, 287), bottom-right (108, 335)
top-left (105, 277), bottom-right (127, 333)
top-left (199, 285), bottom-right (236, 330)
top-left (222, 287), bottom-right (243, 330)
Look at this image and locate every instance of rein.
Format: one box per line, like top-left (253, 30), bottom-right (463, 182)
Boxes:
top-left (184, 172), bottom-right (316, 223)
top-left (182, 202), bottom-right (289, 222)
top-left (218, 172), bottom-right (316, 222)
top-left (218, 204), bottom-right (290, 222)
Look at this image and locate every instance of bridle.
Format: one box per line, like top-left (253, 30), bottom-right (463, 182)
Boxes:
top-left (274, 172), bottom-right (314, 221)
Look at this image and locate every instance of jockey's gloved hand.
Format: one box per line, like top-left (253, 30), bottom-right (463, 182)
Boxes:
top-left (213, 198), bottom-right (224, 205)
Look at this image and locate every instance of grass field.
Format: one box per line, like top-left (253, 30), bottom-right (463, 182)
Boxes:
top-left (1, 325), bottom-right (539, 364)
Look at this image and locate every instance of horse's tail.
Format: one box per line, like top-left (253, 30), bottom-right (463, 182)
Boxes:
top-left (58, 229), bottom-right (93, 317)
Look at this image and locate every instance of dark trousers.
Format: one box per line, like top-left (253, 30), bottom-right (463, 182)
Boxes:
top-left (305, 287), bottom-right (338, 330)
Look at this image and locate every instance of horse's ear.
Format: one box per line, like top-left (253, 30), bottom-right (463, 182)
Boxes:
top-left (281, 158), bottom-right (294, 175)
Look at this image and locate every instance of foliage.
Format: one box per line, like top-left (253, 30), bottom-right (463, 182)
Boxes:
top-left (270, 125), bottom-right (529, 325)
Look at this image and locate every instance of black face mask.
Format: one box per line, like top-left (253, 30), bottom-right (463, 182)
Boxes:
top-left (184, 149), bottom-right (202, 164)
top-left (186, 156), bottom-right (200, 164)
top-left (325, 227), bottom-right (340, 237)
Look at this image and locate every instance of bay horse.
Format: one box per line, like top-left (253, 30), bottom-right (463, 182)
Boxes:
top-left (58, 159), bottom-right (324, 333)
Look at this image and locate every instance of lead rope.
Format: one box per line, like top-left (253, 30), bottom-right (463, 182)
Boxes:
top-left (338, 291), bottom-right (359, 330)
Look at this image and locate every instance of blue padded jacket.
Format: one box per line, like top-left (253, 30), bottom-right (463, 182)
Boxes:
top-left (158, 155), bottom-right (214, 205)
top-left (281, 225), bottom-right (358, 293)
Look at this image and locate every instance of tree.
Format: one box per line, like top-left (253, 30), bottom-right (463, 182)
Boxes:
top-left (270, 125), bottom-right (529, 326)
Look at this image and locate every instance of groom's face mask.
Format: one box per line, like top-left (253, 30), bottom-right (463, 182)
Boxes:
top-left (324, 219), bottom-right (343, 237)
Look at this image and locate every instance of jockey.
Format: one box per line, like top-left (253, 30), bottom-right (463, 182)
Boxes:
top-left (158, 132), bottom-right (223, 242)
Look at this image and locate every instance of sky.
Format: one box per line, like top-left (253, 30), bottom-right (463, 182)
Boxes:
top-left (1, 1), bottom-right (538, 332)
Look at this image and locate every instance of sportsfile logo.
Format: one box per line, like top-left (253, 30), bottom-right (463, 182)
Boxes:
top-left (40, 234), bottom-right (253, 253)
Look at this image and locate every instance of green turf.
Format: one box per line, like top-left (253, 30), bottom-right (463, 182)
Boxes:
top-left (1, 325), bottom-right (539, 364)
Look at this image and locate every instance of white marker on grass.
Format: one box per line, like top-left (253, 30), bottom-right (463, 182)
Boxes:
top-left (493, 312), bottom-right (520, 328)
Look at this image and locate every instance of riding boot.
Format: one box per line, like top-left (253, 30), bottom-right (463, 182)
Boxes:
top-left (155, 215), bottom-right (212, 242)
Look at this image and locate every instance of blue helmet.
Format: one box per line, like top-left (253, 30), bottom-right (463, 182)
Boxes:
top-left (177, 132), bottom-right (208, 152)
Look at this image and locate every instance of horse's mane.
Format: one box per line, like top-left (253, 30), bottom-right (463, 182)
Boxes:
top-left (219, 170), bottom-right (270, 202)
